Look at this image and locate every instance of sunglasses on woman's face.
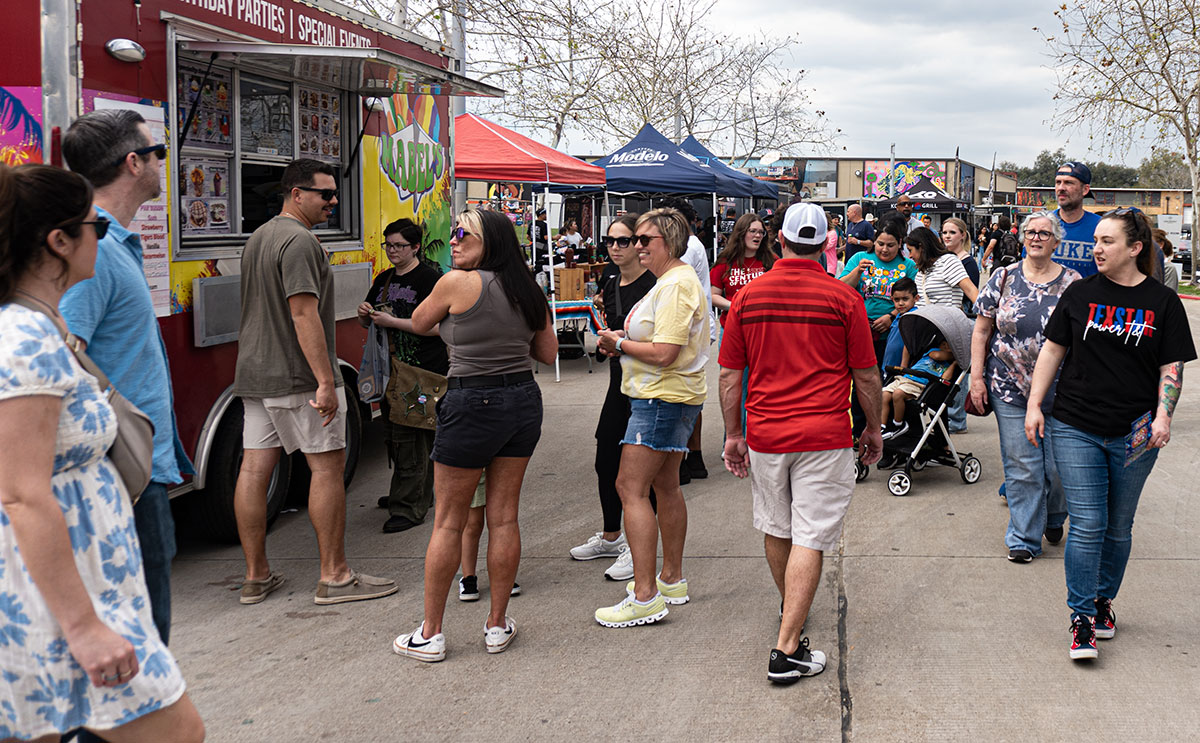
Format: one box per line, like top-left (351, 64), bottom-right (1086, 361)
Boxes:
top-left (76, 217), bottom-right (111, 240)
top-left (451, 226), bottom-right (475, 241)
top-left (603, 235), bottom-right (633, 248)
top-left (631, 234), bottom-right (661, 247)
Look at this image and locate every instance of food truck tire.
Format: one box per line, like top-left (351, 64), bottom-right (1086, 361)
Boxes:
top-left (189, 399), bottom-right (291, 543)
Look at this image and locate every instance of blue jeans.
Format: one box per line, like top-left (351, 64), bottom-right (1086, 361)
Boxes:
top-left (134, 482), bottom-right (176, 645)
top-left (993, 398), bottom-right (1066, 554)
top-left (1049, 418), bottom-right (1159, 618)
top-left (947, 377), bottom-right (967, 432)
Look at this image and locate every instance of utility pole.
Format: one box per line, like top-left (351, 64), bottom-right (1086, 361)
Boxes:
top-left (451, 0), bottom-right (467, 214)
top-left (674, 93), bottom-right (682, 142)
top-left (889, 143), bottom-right (896, 199)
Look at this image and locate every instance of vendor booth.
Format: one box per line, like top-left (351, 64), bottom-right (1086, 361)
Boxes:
top-left (679, 135), bottom-right (778, 203)
top-left (453, 113), bottom-right (606, 380)
top-left (877, 175), bottom-right (971, 213)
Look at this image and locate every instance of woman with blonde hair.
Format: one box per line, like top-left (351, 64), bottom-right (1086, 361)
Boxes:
top-left (593, 208), bottom-right (709, 628)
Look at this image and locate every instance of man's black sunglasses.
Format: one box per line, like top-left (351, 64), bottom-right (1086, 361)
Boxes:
top-left (77, 217), bottom-right (111, 240)
top-left (296, 186), bottom-right (339, 201)
top-left (111, 144), bottom-right (166, 168)
top-left (602, 235), bottom-right (633, 248)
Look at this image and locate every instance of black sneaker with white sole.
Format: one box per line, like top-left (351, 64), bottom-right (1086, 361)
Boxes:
top-left (767, 638), bottom-right (827, 684)
top-left (1007, 549), bottom-right (1033, 564)
top-left (459, 575), bottom-right (480, 601)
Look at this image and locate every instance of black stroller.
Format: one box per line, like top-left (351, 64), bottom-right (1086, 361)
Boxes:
top-left (862, 305), bottom-right (983, 496)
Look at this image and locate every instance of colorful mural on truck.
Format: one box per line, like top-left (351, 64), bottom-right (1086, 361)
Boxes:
top-left (0, 87), bottom-right (44, 165)
top-left (863, 160), bottom-right (947, 198)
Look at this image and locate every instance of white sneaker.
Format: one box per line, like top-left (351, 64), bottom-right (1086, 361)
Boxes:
top-left (570, 532), bottom-right (627, 560)
top-left (604, 544), bottom-right (634, 581)
top-left (393, 621), bottom-right (446, 662)
top-left (484, 616), bottom-right (517, 654)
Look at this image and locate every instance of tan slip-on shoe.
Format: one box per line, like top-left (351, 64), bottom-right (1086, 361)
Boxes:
top-left (240, 572), bottom-right (286, 605)
top-left (314, 571), bottom-right (398, 605)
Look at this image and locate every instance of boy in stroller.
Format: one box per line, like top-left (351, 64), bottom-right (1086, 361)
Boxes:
top-left (873, 305), bottom-right (982, 496)
top-left (881, 339), bottom-right (956, 440)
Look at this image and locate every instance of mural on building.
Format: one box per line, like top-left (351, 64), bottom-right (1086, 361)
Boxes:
top-left (1016, 190), bottom-right (1055, 208)
top-left (863, 160), bottom-right (947, 198)
top-left (0, 87), bottom-right (44, 165)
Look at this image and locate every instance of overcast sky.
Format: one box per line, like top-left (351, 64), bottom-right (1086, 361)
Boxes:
top-left (472, 0), bottom-right (1154, 169)
top-left (704, 0), bottom-right (1159, 168)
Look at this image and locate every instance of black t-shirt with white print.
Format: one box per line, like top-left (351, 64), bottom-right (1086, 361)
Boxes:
top-left (1044, 273), bottom-right (1196, 436)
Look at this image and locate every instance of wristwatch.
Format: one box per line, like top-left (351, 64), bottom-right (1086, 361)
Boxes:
top-left (615, 336), bottom-right (625, 353)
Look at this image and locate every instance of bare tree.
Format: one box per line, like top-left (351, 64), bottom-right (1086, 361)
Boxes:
top-left (344, 0), bottom-right (837, 159)
top-left (1041, 0), bottom-right (1200, 249)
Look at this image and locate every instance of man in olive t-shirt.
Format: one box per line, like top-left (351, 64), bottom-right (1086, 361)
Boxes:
top-left (232, 159), bottom-right (396, 607)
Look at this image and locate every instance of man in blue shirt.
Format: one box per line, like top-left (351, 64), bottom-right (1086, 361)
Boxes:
top-left (1052, 162), bottom-right (1103, 277)
top-left (845, 204), bottom-right (875, 254)
top-left (60, 109), bottom-right (192, 648)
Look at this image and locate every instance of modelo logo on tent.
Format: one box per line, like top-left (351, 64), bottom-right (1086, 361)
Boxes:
top-left (610, 147), bottom-right (669, 165)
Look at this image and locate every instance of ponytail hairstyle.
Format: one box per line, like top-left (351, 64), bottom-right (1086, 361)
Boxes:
top-left (0, 164), bottom-right (94, 303)
top-left (904, 227), bottom-right (947, 272)
top-left (1101, 208), bottom-right (1156, 277)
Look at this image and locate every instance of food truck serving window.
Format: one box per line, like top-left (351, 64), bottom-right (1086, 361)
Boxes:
top-left (176, 53), bottom-right (354, 254)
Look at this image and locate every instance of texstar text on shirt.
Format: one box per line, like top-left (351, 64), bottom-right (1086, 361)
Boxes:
top-left (1083, 302), bottom-right (1156, 345)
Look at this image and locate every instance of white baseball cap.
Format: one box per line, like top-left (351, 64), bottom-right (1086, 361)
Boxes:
top-left (780, 202), bottom-right (828, 246)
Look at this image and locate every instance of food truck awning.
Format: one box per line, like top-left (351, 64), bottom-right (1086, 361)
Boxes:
top-left (179, 41), bottom-right (503, 98)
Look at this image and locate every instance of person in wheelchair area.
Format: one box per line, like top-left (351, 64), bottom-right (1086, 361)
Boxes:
top-left (881, 339), bottom-right (957, 440)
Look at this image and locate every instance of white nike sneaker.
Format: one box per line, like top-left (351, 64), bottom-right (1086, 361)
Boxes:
top-left (604, 544), bottom-right (634, 581)
top-left (393, 621), bottom-right (446, 662)
top-left (570, 532), bottom-right (627, 560)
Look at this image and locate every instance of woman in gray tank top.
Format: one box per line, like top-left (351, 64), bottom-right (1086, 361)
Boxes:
top-left (393, 208), bottom-right (558, 662)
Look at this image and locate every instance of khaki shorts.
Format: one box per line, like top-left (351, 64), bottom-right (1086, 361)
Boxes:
top-left (242, 387), bottom-right (347, 455)
top-left (883, 376), bottom-right (926, 399)
top-left (748, 447), bottom-right (855, 551)
top-left (470, 472), bottom-right (487, 509)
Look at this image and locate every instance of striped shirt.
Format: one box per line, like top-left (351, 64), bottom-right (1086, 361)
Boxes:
top-left (916, 253), bottom-right (970, 307)
top-left (719, 259), bottom-right (875, 453)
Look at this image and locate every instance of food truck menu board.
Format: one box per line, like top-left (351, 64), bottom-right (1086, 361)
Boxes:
top-left (177, 65), bottom-right (233, 150)
top-left (179, 156), bottom-right (231, 236)
top-left (297, 85), bottom-right (342, 164)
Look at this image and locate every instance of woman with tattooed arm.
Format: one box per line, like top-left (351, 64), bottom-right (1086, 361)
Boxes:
top-left (1025, 207), bottom-right (1196, 662)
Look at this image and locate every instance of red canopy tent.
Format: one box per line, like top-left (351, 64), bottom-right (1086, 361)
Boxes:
top-left (454, 114), bottom-right (606, 380)
top-left (454, 113), bottom-right (606, 186)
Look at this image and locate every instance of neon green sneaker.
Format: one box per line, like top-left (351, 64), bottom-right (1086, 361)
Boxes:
top-left (595, 592), bottom-right (668, 628)
top-left (626, 575), bottom-right (689, 605)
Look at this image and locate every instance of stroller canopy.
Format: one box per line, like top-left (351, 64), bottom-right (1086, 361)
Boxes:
top-left (897, 305), bottom-right (974, 370)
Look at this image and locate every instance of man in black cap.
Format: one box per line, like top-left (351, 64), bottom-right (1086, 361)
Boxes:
top-left (1052, 162), bottom-right (1103, 277)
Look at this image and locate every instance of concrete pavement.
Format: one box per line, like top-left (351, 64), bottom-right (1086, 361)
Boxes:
top-left (170, 304), bottom-right (1200, 742)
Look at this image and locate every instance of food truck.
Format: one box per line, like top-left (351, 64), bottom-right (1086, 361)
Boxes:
top-left (2, 0), bottom-right (498, 540)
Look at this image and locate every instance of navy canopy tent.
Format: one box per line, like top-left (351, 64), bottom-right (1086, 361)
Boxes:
top-left (679, 135), bottom-right (777, 200)
top-left (879, 175), bottom-right (971, 213)
top-left (594, 124), bottom-right (721, 194)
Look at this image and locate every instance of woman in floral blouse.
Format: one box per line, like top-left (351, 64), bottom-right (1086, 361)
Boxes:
top-left (969, 211), bottom-right (1081, 563)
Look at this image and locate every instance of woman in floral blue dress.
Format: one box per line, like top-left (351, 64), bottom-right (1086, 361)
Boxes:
top-left (969, 211), bottom-right (1081, 564)
top-left (0, 165), bottom-right (203, 742)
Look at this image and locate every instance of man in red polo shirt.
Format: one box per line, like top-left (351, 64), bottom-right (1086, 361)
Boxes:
top-left (719, 202), bottom-right (883, 686)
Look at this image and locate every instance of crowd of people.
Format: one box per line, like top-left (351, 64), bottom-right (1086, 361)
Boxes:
top-left (1, 120), bottom-right (1195, 741)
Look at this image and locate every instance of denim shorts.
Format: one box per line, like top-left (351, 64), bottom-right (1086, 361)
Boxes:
top-left (621, 398), bottom-right (702, 453)
top-left (431, 380), bottom-right (544, 468)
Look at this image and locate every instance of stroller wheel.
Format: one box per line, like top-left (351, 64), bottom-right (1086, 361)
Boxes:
top-left (960, 456), bottom-right (982, 484)
top-left (887, 469), bottom-right (912, 497)
top-left (855, 459), bottom-right (870, 482)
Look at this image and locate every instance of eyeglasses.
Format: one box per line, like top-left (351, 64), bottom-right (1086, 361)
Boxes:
top-left (602, 235), bottom-right (633, 248)
top-left (295, 186), bottom-right (338, 201)
top-left (747, 229), bottom-right (766, 235)
top-left (110, 143), bottom-right (166, 168)
top-left (451, 227), bottom-right (475, 241)
top-left (1024, 229), bottom-right (1055, 241)
top-left (383, 240), bottom-right (413, 250)
top-left (75, 217), bottom-right (111, 240)
top-left (632, 234), bottom-right (662, 247)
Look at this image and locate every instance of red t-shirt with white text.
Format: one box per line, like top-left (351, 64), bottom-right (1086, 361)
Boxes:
top-left (710, 257), bottom-right (765, 326)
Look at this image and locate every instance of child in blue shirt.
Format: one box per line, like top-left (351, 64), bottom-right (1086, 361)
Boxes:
top-left (882, 278), bottom-right (918, 370)
top-left (881, 339), bottom-right (957, 439)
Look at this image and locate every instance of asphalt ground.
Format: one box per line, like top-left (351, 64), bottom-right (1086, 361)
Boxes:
top-left (171, 301), bottom-right (1200, 742)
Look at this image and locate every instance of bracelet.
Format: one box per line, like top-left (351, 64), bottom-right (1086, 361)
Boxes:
top-left (614, 336), bottom-right (625, 353)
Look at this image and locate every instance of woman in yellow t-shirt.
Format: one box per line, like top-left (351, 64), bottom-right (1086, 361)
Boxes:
top-left (594, 207), bottom-right (709, 628)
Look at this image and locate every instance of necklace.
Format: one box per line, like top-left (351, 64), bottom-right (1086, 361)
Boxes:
top-left (14, 289), bottom-right (62, 317)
